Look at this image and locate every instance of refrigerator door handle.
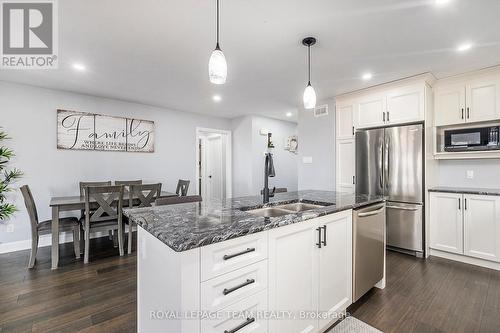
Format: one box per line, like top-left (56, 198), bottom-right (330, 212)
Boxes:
top-left (386, 205), bottom-right (419, 211)
top-left (384, 134), bottom-right (390, 193)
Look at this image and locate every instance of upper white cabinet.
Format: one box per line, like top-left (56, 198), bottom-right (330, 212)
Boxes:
top-left (434, 71), bottom-right (500, 126)
top-left (386, 84), bottom-right (425, 125)
top-left (356, 93), bottom-right (386, 129)
top-left (463, 194), bottom-right (500, 262)
top-left (336, 102), bottom-right (355, 139)
top-left (434, 83), bottom-right (466, 126)
top-left (466, 76), bottom-right (499, 123)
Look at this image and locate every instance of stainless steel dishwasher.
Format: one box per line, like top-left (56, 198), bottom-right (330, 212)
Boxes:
top-left (353, 202), bottom-right (385, 302)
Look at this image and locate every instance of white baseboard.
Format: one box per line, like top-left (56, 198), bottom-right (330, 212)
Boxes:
top-left (0, 230), bottom-right (110, 254)
top-left (430, 248), bottom-right (500, 271)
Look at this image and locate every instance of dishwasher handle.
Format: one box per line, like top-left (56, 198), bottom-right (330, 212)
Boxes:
top-left (386, 205), bottom-right (419, 211)
top-left (357, 207), bottom-right (385, 217)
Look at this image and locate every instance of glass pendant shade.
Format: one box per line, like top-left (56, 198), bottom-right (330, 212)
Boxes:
top-left (209, 47), bottom-right (227, 84)
top-left (303, 83), bottom-right (316, 109)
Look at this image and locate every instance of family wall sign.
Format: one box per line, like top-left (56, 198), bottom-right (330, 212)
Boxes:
top-left (57, 110), bottom-right (155, 153)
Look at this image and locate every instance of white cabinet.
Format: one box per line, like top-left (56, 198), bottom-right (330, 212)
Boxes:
top-left (336, 139), bottom-right (355, 194)
top-left (434, 73), bottom-right (500, 126)
top-left (317, 212), bottom-right (352, 329)
top-left (268, 212), bottom-right (352, 333)
top-left (434, 84), bottom-right (466, 126)
top-left (430, 191), bottom-right (500, 264)
top-left (386, 84), bottom-right (425, 125)
top-left (336, 102), bottom-right (355, 139)
top-left (355, 93), bottom-right (386, 129)
top-left (463, 195), bottom-right (500, 262)
top-left (429, 192), bottom-right (463, 254)
top-left (268, 220), bottom-right (319, 333)
top-left (466, 77), bottom-right (499, 123)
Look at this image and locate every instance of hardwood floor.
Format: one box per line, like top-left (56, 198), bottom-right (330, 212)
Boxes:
top-left (349, 251), bottom-right (500, 333)
top-left (1, 238), bottom-right (500, 332)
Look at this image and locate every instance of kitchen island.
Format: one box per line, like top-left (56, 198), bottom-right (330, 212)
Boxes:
top-left (124, 190), bottom-right (385, 333)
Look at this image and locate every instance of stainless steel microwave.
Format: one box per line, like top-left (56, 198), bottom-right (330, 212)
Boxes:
top-left (444, 126), bottom-right (500, 152)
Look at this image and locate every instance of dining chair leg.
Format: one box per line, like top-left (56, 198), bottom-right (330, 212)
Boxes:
top-left (80, 224), bottom-right (84, 254)
top-left (128, 222), bottom-right (133, 254)
top-left (84, 225), bottom-right (90, 264)
top-left (108, 230), bottom-right (113, 240)
top-left (28, 235), bottom-right (38, 269)
top-left (112, 229), bottom-right (118, 248)
top-left (117, 222), bottom-right (124, 257)
top-left (73, 226), bottom-right (81, 259)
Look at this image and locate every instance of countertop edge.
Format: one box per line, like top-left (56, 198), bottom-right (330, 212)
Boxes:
top-left (127, 197), bottom-right (385, 253)
top-left (428, 187), bottom-right (500, 196)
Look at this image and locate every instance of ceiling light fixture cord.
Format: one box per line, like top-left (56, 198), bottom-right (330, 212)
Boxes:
top-left (216, 0), bottom-right (220, 49)
top-left (308, 45), bottom-right (311, 84)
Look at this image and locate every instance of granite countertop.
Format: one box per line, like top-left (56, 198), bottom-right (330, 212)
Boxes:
top-left (429, 187), bottom-right (500, 196)
top-left (123, 190), bottom-right (385, 252)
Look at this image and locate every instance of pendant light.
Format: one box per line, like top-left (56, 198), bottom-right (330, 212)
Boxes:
top-left (208, 0), bottom-right (227, 84)
top-left (302, 37), bottom-right (317, 109)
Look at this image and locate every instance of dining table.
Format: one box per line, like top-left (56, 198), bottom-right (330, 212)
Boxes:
top-left (49, 191), bottom-right (178, 269)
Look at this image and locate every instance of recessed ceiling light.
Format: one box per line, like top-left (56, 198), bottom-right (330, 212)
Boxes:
top-left (212, 95), bottom-right (222, 102)
top-left (456, 42), bottom-right (473, 52)
top-left (435, 0), bottom-right (452, 6)
top-left (72, 63), bottom-right (86, 71)
top-left (286, 112), bottom-right (293, 117)
top-left (362, 72), bottom-right (373, 81)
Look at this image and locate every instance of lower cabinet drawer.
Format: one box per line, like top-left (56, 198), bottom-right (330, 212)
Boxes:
top-left (201, 260), bottom-right (268, 312)
top-left (201, 232), bottom-right (268, 281)
top-left (201, 290), bottom-right (268, 333)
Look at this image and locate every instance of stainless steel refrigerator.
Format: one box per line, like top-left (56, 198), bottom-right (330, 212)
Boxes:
top-left (355, 124), bottom-right (424, 257)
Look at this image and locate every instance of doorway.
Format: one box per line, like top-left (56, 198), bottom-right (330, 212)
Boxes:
top-left (196, 127), bottom-right (232, 201)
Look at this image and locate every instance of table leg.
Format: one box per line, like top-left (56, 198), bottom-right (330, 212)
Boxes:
top-left (51, 206), bottom-right (60, 270)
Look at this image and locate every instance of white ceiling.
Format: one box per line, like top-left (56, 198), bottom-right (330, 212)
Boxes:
top-left (1, 0), bottom-right (500, 122)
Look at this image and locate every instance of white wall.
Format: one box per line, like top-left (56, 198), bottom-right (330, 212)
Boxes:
top-left (231, 115), bottom-right (298, 197)
top-left (438, 159), bottom-right (500, 188)
top-left (297, 99), bottom-right (336, 191)
top-left (251, 116), bottom-right (298, 195)
top-left (0, 81), bottom-right (231, 248)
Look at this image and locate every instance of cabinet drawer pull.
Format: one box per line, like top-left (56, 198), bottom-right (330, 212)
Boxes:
top-left (321, 225), bottom-right (327, 246)
top-left (224, 317), bottom-right (255, 333)
top-left (223, 279), bottom-right (255, 295)
top-left (223, 248), bottom-right (256, 260)
top-left (316, 227), bottom-right (322, 248)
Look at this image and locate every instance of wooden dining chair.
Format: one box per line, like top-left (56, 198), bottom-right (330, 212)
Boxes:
top-left (80, 181), bottom-right (113, 241)
top-left (176, 179), bottom-right (190, 196)
top-left (20, 185), bottom-right (81, 268)
top-left (83, 185), bottom-right (124, 263)
top-left (125, 183), bottom-right (162, 254)
top-left (155, 195), bottom-right (202, 206)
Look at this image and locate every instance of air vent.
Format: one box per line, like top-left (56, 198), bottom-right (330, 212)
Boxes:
top-left (314, 104), bottom-right (329, 117)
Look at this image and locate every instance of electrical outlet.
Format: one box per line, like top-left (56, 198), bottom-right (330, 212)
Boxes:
top-left (6, 224), bottom-right (14, 233)
top-left (302, 156), bottom-right (313, 164)
top-left (466, 170), bottom-right (474, 179)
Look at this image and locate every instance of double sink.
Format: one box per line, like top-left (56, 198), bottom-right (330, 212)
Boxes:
top-left (243, 202), bottom-right (326, 217)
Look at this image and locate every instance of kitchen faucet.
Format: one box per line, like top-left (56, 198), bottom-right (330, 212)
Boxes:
top-left (262, 152), bottom-right (276, 204)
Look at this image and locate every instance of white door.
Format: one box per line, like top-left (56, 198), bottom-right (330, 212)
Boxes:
top-left (463, 194), bottom-right (500, 262)
top-left (355, 93), bottom-right (386, 129)
top-left (317, 211), bottom-right (352, 330)
top-left (206, 135), bottom-right (224, 201)
top-left (386, 84), bottom-right (425, 125)
top-left (434, 84), bottom-right (466, 126)
top-left (336, 139), bottom-right (355, 194)
top-left (429, 192), bottom-right (463, 254)
top-left (466, 76), bottom-right (499, 123)
top-left (336, 103), bottom-right (354, 139)
top-left (268, 221), bottom-right (319, 333)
